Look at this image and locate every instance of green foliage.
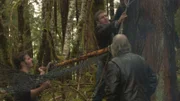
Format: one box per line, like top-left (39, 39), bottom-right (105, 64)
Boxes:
top-left (39, 68), bottom-right (97, 101)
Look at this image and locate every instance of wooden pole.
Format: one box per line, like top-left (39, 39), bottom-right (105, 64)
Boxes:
top-left (56, 47), bottom-right (108, 67)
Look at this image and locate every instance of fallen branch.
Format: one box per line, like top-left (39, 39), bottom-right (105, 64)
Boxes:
top-left (56, 47), bottom-right (108, 67)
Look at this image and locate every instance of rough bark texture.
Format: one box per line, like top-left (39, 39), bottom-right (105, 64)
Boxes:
top-left (17, 0), bottom-right (25, 52)
top-left (17, 0), bottom-right (33, 56)
top-left (54, 0), bottom-right (58, 35)
top-left (124, 0), bottom-right (179, 100)
top-left (84, 0), bottom-right (97, 52)
top-left (37, 0), bottom-right (57, 66)
top-left (0, 0), bottom-right (10, 65)
top-left (63, 0), bottom-right (76, 56)
top-left (93, 0), bottom-right (105, 14)
top-left (0, 0), bottom-right (10, 87)
top-left (110, 0), bottom-right (114, 19)
top-left (59, 0), bottom-right (69, 51)
top-left (71, 0), bottom-right (88, 56)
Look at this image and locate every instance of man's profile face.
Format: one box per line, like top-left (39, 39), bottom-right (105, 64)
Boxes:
top-left (24, 55), bottom-right (33, 68)
top-left (97, 12), bottom-right (110, 24)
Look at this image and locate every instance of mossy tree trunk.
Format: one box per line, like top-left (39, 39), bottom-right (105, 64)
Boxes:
top-left (37, 0), bottom-right (57, 66)
top-left (17, 0), bottom-right (33, 56)
top-left (59, 0), bottom-right (69, 52)
top-left (0, 0), bottom-right (11, 88)
top-left (0, 0), bottom-right (9, 65)
top-left (124, 0), bottom-right (179, 101)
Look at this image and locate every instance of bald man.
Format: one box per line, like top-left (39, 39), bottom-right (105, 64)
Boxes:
top-left (105, 34), bottom-right (157, 101)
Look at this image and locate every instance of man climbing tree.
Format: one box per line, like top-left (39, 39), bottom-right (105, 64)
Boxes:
top-left (92, 2), bottom-right (127, 100)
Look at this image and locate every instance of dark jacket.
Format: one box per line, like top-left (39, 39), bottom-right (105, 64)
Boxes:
top-left (12, 72), bottom-right (39, 101)
top-left (95, 21), bottom-right (119, 49)
top-left (105, 52), bottom-right (157, 101)
top-left (95, 5), bottom-right (125, 49)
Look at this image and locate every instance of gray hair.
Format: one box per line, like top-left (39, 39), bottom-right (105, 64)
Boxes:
top-left (111, 34), bottom-right (131, 57)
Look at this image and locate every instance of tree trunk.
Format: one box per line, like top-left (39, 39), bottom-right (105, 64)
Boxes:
top-left (71, 0), bottom-right (88, 56)
top-left (0, 0), bottom-right (11, 88)
top-left (124, 0), bottom-right (178, 100)
top-left (63, 0), bottom-right (76, 56)
top-left (0, 0), bottom-right (10, 65)
top-left (93, 0), bottom-right (105, 13)
top-left (37, 0), bottom-right (57, 66)
top-left (54, 0), bottom-right (58, 35)
top-left (17, 0), bottom-right (25, 52)
top-left (59, 0), bottom-right (69, 52)
top-left (109, 0), bottom-right (114, 19)
top-left (24, 1), bottom-right (33, 57)
top-left (75, 0), bottom-right (80, 23)
top-left (17, 0), bottom-right (33, 56)
top-left (84, 0), bottom-right (97, 52)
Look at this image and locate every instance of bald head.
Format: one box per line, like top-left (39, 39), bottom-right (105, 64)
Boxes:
top-left (111, 34), bottom-right (131, 57)
top-left (113, 34), bottom-right (127, 42)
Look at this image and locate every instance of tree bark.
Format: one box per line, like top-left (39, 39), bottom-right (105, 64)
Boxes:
top-left (54, 0), bottom-right (58, 35)
top-left (17, 0), bottom-right (25, 52)
top-left (0, 0), bottom-right (10, 65)
top-left (71, 0), bottom-right (88, 56)
top-left (93, 0), bottom-right (105, 14)
top-left (0, 0), bottom-right (11, 88)
top-left (17, 0), bottom-right (33, 56)
top-left (59, 0), bottom-right (69, 52)
top-left (110, 0), bottom-right (114, 19)
top-left (84, 0), bottom-right (97, 52)
top-left (37, 0), bottom-right (57, 66)
top-left (63, 0), bottom-right (76, 56)
top-left (124, 0), bottom-right (178, 100)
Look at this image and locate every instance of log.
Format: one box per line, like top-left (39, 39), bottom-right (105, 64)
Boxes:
top-left (56, 47), bottom-right (108, 67)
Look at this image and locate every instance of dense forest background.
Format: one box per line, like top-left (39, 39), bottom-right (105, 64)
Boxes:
top-left (0, 0), bottom-right (180, 101)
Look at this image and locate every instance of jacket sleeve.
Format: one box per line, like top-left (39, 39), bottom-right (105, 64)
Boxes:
top-left (147, 65), bottom-right (157, 97)
top-left (96, 21), bottom-right (119, 38)
top-left (105, 61), bottom-right (120, 101)
top-left (113, 5), bottom-right (125, 21)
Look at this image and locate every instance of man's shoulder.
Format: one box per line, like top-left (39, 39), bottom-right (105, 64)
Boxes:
top-left (126, 52), bottom-right (145, 60)
top-left (110, 56), bottom-right (122, 66)
top-left (111, 57), bottom-right (120, 62)
top-left (111, 53), bottom-right (145, 63)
